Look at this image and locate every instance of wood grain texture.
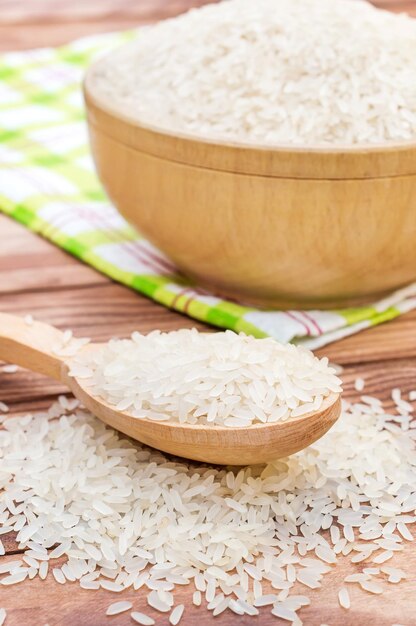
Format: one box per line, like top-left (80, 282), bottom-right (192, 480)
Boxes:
top-left (1, 0), bottom-right (416, 624)
top-left (0, 313), bottom-right (67, 379)
top-left (0, 219), bottom-right (107, 295)
top-left (0, 0), bottom-right (219, 51)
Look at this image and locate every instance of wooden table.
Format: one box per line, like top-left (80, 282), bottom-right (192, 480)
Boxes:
top-left (1, 1), bottom-right (416, 624)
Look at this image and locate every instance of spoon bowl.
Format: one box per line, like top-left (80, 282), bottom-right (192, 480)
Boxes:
top-left (0, 313), bottom-right (341, 465)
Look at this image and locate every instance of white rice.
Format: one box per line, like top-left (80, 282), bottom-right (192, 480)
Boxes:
top-left (100, 580), bottom-right (124, 592)
top-left (360, 580), bottom-right (383, 594)
top-left (212, 597), bottom-right (230, 616)
top-left (372, 551), bottom-right (394, 564)
top-left (91, 0), bottom-right (416, 146)
top-left (1, 364), bottom-right (18, 374)
top-left (52, 333), bottom-right (90, 358)
top-left (52, 569), bottom-right (65, 585)
top-left (69, 329), bottom-right (341, 426)
top-left (344, 573), bottom-right (368, 584)
top-left (169, 604), bottom-right (185, 625)
top-left (0, 383), bottom-right (415, 621)
top-left (0, 609), bottom-right (6, 626)
top-left (106, 601), bottom-right (133, 615)
top-left (363, 568), bottom-right (379, 576)
top-left (0, 562), bottom-right (22, 574)
top-left (271, 604), bottom-right (299, 621)
top-left (380, 566), bottom-right (407, 584)
top-left (131, 612), bottom-right (155, 626)
top-left (22, 555), bottom-right (38, 568)
top-left (254, 594), bottom-right (278, 607)
top-left (338, 587), bottom-right (350, 609)
top-left (147, 590), bottom-right (171, 612)
top-left (0, 572), bottom-right (28, 585)
top-left (354, 378), bottom-right (365, 392)
top-left (80, 580), bottom-right (100, 590)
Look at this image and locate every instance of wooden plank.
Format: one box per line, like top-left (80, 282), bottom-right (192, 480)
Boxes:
top-left (0, 0), bottom-right (218, 51)
top-left (373, 0), bottom-right (416, 9)
top-left (0, 0), bottom-right (215, 21)
top-left (0, 22), bottom-right (143, 52)
top-left (0, 217), bottom-right (107, 294)
top-left (317, 311), bottom-right (416, 364)
top-left (0, 280), bottom-right (207, 338)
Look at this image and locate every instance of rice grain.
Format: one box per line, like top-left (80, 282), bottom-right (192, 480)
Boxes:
top-left (131, 613), bottom-right (155, 626)
top-left (106, 601), bottom-right (133, 615)
top-left (338, 587), bottom-right (350, 609)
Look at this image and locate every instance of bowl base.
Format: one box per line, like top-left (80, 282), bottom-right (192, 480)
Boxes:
top-left (195, 280), bottom-right (401, 311)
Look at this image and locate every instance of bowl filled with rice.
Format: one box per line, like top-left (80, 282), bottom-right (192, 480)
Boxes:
top-left (84, 0), bottom-right (416, 309)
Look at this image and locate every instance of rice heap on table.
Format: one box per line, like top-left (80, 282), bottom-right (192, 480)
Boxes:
top-left (0, 379), bottom-right (415, 623)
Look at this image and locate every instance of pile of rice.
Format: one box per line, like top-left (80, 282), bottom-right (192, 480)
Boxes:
top-left (68, 329), bottom-right (341, 426)
top-left (0, 386), bottom-right (415, 623)
top-left (91, 0), bottom-right (416, 145)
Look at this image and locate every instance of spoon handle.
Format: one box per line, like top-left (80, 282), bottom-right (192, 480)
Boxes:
top-left (0, 313), bottom-right (66, 380)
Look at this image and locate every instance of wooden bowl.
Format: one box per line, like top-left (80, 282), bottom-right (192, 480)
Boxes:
top-left (84, 66), bottom-right (416, 309)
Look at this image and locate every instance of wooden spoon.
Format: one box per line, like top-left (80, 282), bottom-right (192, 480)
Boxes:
top-left (0, 313), bottom-right (341, 465)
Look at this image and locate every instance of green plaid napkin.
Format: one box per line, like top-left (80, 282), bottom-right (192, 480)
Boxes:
top-left (1, 30), bottom-right (415, 349)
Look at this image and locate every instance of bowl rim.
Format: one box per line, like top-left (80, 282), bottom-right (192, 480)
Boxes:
top-left (84, 64), bottom-right (416, 155)
top-left (84, 63), bottom-right (416, 179)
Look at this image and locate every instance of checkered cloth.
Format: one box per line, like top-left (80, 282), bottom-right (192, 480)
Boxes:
top-left (1, 30), bottom-right (415, 349)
